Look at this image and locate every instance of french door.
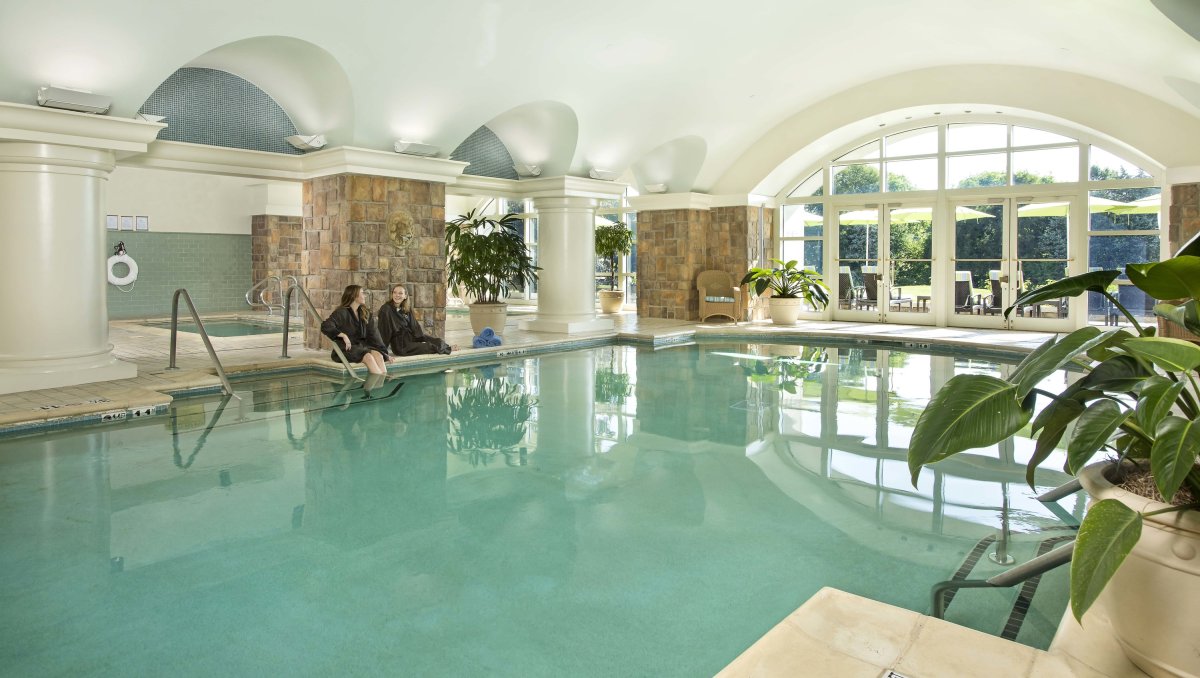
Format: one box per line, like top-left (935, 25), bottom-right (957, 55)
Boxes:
top-left (951, 197), bottom-right (1074, 331)
top-left (833, 204), bottom-right (934, 324)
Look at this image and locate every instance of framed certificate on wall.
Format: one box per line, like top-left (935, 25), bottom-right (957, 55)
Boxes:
top-left (106, 215), bottom-right (118, 230)
top-left (135, 216), bottom-right (149, 231)
top-left (120, 216), bottom-right (134, 231)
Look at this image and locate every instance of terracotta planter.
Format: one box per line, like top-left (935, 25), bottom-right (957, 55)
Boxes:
top-left (768, 297), bottom-right (806, 325)
top-left (1079, 462), bottom-right (1200, 678)
top-left (598, 290), bottom-right (624, 314)
top-left (468, 302), bottom-right (508, 336)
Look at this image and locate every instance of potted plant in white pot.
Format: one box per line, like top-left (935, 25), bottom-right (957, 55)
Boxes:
top-left (445, 209), bottom-right (540, 334)
top-left (907, 237), bottom-right (1200, 678)
top-left (595, 219), bottom-right (633, 314)
top-left (741, 259), bottom-right (830, 325)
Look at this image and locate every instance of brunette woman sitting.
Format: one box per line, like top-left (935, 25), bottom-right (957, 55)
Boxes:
top-left (321, 285), bottom-right (391, 375)
top-left (377, 284), bottom-right (453, 356)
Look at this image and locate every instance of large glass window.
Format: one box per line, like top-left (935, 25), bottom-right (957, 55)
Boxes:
top-left (778, 120), bottom-right (1162, 326)
top-left (595, 190), bottom-right (638, 306)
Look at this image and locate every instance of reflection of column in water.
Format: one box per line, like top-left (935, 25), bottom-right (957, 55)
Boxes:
top-left (535, 351), bottom-right (595, 475)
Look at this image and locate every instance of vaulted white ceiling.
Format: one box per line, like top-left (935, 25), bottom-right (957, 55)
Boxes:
top-left (1, 0), bottom-right (1199, 193)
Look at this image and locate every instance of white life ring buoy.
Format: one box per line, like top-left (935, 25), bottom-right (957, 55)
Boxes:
top-left (108, 253), bottom-right (138, 286)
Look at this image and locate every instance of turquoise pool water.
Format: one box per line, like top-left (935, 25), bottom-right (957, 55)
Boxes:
top-left (0, 341), bottom-right (1082, 676)
top-left (143, 318), bottom-right (300, 337)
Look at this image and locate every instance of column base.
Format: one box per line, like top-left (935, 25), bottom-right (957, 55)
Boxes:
top-left (519, 314), bottom-right (615, 334)
top-left (0, 354), bottom-right (138, 396)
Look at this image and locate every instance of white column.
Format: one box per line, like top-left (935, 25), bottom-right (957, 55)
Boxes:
top-left (520, 195), bottom-right (615, 334)
top-left (0, 142), bottom-right (136, 394)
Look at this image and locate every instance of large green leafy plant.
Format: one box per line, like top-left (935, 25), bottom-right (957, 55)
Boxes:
top-left (445, 209), bottom-right (540, 304)
top-left (908, 239), bottom-right (1200, 622)
top-left (741, 259), bottom-right (830, 308)
top-left (594, 220), bottom-right (633, 291)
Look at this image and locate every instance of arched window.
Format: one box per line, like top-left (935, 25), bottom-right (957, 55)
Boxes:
top-left (778, 119), bottom-right (1162, 329)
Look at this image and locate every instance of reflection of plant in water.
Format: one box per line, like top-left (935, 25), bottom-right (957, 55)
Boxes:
top-left (448, 374), bottom-right (536, 466)
top-left (594, 368), bottom-right (632, 405)
top-left (742, 347), bottom-right (828, 394)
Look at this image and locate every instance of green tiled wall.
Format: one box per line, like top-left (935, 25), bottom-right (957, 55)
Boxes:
top-left (105, 231), bottom-right (252, 319)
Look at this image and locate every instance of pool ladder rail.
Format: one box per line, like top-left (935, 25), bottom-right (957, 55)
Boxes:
top-left (930, 478), bottom-right (1084, 635)
top-left (245, 275), bottom-right (301, 316)
top-left (167, 288), bottom-right (238, 398)
top-left (280, 281), bottom-right (365, 382)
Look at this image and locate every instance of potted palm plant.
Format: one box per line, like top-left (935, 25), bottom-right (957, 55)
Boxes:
top-left (741, 259), bottom-right (830, 325)
top-left (907, 236), bottom-right (1200, 678)
top-left (595, 219), bottom-right (633, 314)
top-left (445, 209), bottom-right (540, 334)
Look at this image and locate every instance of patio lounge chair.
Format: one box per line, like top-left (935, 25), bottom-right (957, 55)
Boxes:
top-left (859, 266), bottom-right (912, 311)
top-left (954, 271), bottom-right (977, 314)
top-left (838, 266), bottom-right (864, 309)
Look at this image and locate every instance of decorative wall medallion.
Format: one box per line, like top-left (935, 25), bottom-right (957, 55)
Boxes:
top-left (387, 210), bottom-right (416, 248)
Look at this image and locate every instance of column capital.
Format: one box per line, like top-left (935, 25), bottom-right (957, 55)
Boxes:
top-left (0, 102), bottom-right (164, 153)
top-left (530, 195), bottom-right (597, 212)
top-left (519, 175), bottom-right (626, 200)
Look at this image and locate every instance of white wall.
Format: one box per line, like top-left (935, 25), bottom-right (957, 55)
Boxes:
top-left (107, 166), bottom-right (271, 235)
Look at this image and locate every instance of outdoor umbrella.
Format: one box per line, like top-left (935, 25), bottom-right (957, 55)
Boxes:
top-left (1015, 197), bottom-right (1127, 217)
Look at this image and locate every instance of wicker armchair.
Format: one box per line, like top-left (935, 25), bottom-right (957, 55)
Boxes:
top-left (697, 270), bottom-right (743, 322)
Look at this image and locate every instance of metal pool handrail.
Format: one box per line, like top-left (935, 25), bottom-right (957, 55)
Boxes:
top-left (245, 275), bottom-right (283, 315)
top-left (167, 288), bottom-right (238, 398)
top-left (281, 282), bottom-right (365, 381)
top-left (931, 540), bottom-right (1074, 619)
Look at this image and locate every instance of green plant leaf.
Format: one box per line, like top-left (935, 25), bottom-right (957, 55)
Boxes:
top-left (1009, 327), bottom-right (1108, 398)
top-left (1136, 378), bottom-right (1185, 433)
top-left (1122, 337), bottom-right (1200, 372)
top-left (1026, 398), bottom-right (1085, 488)
top-left (1079, 355), bottom-right (1153, 393)
top-left (1151, 415), bottom-right (1200, 500)
top-left (1085, 329), bottom-right (1135, 363)
top-left (1067, 400), bottom-right (1130, 473)
top-left (1005, 270), bottom-right (1121, 319)
top-left (1153, 300), bottom-right (1200, 336)
top-left (908, 375), bottom-right (1031, 484)
top-left (1125, 256), bottom-right (1200, 302)
top-left (1071, 498), bottom-right (1142, 622)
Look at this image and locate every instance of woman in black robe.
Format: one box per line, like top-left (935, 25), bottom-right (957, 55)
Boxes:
top-left (377, 284), bottom-right (453, 356)
top-left (321, 285), bottom-right (391, 375)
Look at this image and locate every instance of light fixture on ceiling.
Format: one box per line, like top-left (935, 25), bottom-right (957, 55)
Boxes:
top-left (588, 168), bottom-right (619, 181)
top-left (644, 183), bottom-right (668, 194)
top-left (285, 134), bottom-right (327, 151)
top-left (394, 140), bottom-right (440, 157)
top-left (136, 112), bottom-right (166, 123)
top-left (36, 86), bottom-right (111, 114)
top-left (513, 162), bottom-right (542, 177)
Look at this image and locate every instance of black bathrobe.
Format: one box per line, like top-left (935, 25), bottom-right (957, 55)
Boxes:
top-left (320, 306), bottom-right (388, 363)
top-left (377, 302), bottom-right (451, 356)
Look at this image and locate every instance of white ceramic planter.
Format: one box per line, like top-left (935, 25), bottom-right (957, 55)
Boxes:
top-left (1079, 462), bottom-right (1200, 678)
top-left (468, 302), bottom-right (508, 336)
top-left (768, 297), bottom-right (806, 325)
top-left (598, 290), bottom-right (624, 314)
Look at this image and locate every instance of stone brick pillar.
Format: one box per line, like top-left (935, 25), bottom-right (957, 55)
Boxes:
top-left (251, 215), bottom-right (303, 308)
top-left (301, 174), bottom-right (446, 350)
top-left (1170, 183), bottom-right (1200, 255)
top-left (635, 208), bottom-right (710, 319)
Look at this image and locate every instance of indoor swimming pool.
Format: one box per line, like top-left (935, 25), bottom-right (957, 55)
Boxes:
top-left (142, 318), bottom-right (302, 337)
top-left (0, 340), bottom-right (1083, 676)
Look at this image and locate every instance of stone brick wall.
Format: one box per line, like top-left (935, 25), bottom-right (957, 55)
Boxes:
top-left (301, 174), bottom-right (447, 350)
top-left (251, 214), bottom-right (303, 310)
top-left (1170, 183), bottom-right (1199, 255)
top-left (635, 209), bottom-right (709, 319)
top-left (636, 205), bottom-right (773, 320)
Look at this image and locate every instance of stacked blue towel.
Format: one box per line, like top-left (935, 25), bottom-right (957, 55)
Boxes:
top-left (472, 327), bottom-right (503, 348)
